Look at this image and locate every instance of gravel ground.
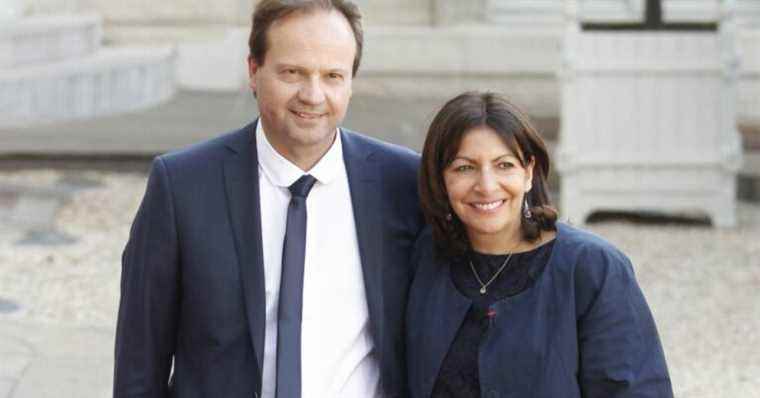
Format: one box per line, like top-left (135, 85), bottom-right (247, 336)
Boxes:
top-left (1, 169), bottom-right (758, 397)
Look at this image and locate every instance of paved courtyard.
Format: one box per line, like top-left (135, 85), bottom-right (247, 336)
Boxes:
top-left (0, 166), bottom-right (758, 397)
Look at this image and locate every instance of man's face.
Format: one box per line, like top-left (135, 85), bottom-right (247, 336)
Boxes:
top-left (248, 9), bottom-right (356, 168)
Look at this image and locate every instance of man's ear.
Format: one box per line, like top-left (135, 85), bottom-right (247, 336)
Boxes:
top-left (247, 56), bottom-right (259, 92)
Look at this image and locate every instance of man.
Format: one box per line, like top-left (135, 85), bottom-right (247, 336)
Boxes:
top-left (113, 1), bottom-right (423, 397)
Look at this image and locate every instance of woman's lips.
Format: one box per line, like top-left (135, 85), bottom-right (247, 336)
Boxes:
top-left (470, 200), bottom-right (505, 212)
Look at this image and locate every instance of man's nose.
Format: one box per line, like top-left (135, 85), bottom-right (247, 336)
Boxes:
top-left (297, 77), bottom-right (326, 105)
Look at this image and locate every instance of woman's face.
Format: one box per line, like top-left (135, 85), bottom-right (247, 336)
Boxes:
top-left (443, 126), bottom-right (534, 248)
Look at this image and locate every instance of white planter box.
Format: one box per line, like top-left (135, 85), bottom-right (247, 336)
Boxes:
top-left (558, 7), bottom-right (742, 226)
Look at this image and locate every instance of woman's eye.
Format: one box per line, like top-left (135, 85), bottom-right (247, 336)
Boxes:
top-left (498, 162), bottom-right (514, 169)
top-left (454, 165), bottom-right (473, 172)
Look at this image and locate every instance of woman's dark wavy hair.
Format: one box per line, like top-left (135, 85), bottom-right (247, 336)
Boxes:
top-left (419, 91), bottom-right (558, 257)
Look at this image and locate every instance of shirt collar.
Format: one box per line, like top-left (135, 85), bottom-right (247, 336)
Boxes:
top-left (255, 120), bottom-right (343, 188)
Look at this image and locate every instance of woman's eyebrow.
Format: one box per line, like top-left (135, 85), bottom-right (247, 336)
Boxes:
top-left (451, 156), bottom-right (474, 162)
top-left (493, 154), bottom-right (519, 162)
top-left (452, 153), bottom-right (516, 162)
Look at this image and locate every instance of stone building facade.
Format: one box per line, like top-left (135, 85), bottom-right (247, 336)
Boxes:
top-left (9, 0), bottom-right (760, 124)
top-left (65, 0), bottom-right (758, 125)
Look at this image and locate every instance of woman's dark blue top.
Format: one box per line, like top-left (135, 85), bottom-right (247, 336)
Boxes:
top-left (406, 222), bottom-right (674, 398)
top-left (432, 241), bottom-right (555, 396)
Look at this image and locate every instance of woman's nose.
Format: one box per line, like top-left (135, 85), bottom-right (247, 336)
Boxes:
top-left (474, 169), bottom-right (498, 193)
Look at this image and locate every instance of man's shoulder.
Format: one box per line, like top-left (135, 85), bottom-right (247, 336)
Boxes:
top-left (341, 128), bottom-right (420, 187)
top-left (341, 128), bottom-right (419, 165)
top-left (159, 122), bottom-right (254, 169)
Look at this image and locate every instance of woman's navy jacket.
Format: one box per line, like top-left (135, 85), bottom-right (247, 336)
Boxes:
top-left (406, 222), bottom-right (673, 398)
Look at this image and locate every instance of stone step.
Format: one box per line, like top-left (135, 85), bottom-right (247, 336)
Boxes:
top-left (0, 14), bottom-right (102, 68)
top-left (0, 46), bottom-right (176, 127)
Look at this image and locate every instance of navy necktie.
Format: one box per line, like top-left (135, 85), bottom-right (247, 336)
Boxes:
top-left (276, 174), bottom-right (317, 398)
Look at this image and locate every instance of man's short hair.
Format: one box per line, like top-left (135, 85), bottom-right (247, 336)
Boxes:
top-left (249, 0), bottom-right (364, 76)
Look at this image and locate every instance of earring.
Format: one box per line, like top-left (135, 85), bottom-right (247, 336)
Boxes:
top-left (446, 212), bottom-right (453, 221)
top-left (523, 197), bottom-right (532, 219)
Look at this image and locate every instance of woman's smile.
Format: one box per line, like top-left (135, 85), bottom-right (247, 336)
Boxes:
top-left (470, 199), bottom-right (505, 212)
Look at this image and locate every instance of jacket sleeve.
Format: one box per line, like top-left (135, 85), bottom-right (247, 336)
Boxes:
top-left (113, 157), bottom-right (180, 398)
top-left (575, 248), bottom-right (674, 398)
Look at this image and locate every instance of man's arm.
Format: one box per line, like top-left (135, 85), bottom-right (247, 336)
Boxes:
top-left (114, 157), bottom-right (181, 398)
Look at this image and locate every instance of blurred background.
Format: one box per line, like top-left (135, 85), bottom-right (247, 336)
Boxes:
top-left (1, 0), bottom-right (759, 397)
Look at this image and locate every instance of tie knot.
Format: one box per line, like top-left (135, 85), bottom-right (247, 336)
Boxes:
top-left (289, 174), bottom-right (317, 199)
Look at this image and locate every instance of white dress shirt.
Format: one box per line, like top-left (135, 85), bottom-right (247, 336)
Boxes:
top-left (256, 122), bottom-right (381, 398)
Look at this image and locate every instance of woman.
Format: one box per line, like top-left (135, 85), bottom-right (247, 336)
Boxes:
top-left (407, 92), bottom-right (673, 398)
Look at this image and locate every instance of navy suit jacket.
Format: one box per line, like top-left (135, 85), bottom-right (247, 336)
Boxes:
top-left (114, 121), bottom-right (423, 398)
top-left (406, 223), bottom-right (673, 398)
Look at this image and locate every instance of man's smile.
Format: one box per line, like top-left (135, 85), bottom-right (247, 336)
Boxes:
top-left (291, 110), bottom-right (326, 119)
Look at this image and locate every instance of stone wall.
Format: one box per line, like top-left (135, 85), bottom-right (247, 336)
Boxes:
top-left (26, 0), bottom-right (760, 123)
top-left (77, 0), bottom-right (252, 25)
top-left (354, 0), bottom-right (433, 26)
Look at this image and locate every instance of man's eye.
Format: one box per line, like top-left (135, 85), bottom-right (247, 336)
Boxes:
top-left (328, 73), bottom-right (343, 80)
top-left (283, 69), bottom-right (297, 75)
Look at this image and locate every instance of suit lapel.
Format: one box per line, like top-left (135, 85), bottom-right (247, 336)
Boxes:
top-left (222, 123), bottom-right (266, 379)
top-left (341, 130), bottom-right (384, 347)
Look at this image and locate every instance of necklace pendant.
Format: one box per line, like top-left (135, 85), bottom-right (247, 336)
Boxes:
top-left (480, 286), bottom-right (487, 295)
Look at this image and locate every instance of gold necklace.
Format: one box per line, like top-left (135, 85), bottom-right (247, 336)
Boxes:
top-left (468, 241), bottom-right (522, 295)
top-left (468, 253), bottom-right (513, 295)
